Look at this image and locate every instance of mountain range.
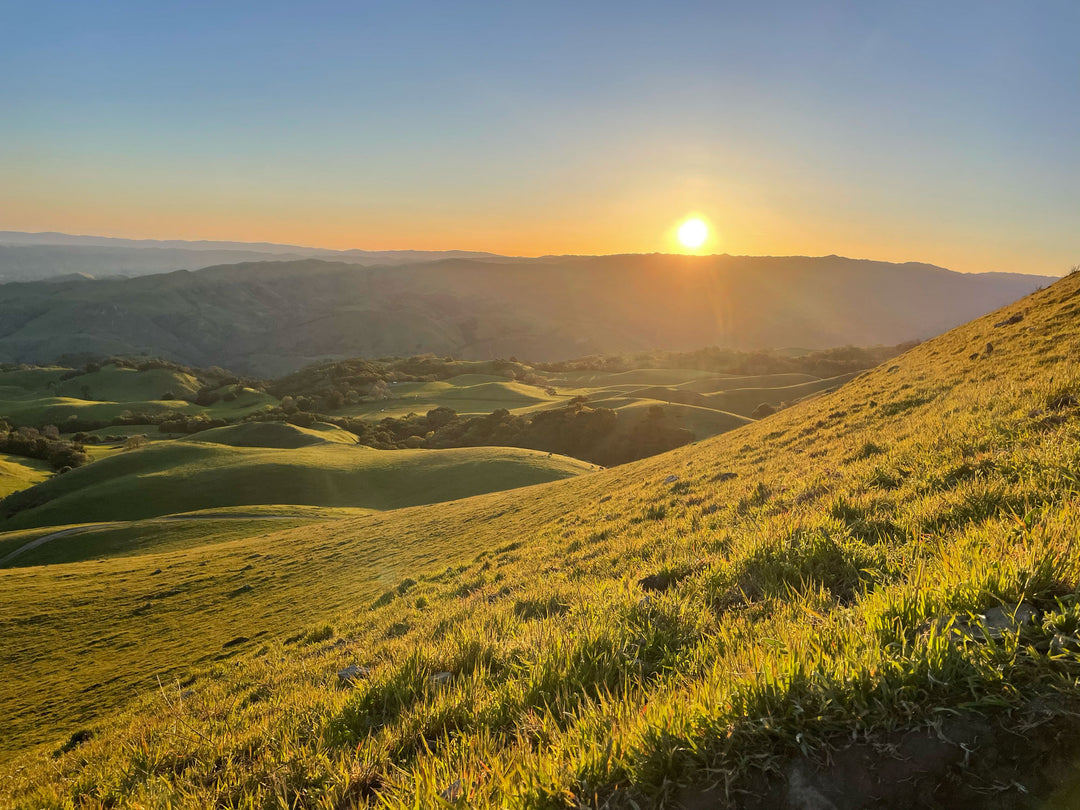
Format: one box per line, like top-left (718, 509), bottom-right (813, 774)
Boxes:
top-left (0, 243), bottom-right (1056, 375)
top-left (0, 231), bottom-right (501, 282)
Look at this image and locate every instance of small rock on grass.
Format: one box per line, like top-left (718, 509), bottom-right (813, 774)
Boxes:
top-left (439, 780), bottom-right (463, 801)
top-left (994, 313), bottom-right (1024, 327)
top-left (941, 602), bottom-right (1039, 642)
top-left (432, 671), bottom-right (453, 685)
top-left (337, 665), bottom-right (370, 685)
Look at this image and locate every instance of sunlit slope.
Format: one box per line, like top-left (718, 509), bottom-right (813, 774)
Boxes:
top-left (0, 452), bottom-right (50, 498)
top-left (53, 365), bottom-right (202, 401)
top-left (336, 377), bottom-right (563, 420)
top-left (5, 273), bottom-right (1080, 805)
top-left (0, 363), bottom-right (277, 427)
top-left (190, 420), bottom-right (359, 448)
top-left (611, 400), bottom-right (751, 438)
top-left (0, 440), bottom-right (593, 530)
top-left (0, 506), bottom-right (370, 568)
top-left (699, 371), bottom-right (860, 415)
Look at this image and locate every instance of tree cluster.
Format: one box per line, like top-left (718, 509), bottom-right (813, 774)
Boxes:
top-left (533, 342), bottom-right (917, 378)
top-left (0, 422), bottom-right (90, 471)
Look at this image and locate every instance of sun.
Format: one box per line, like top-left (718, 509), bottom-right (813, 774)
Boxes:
top-left (677, 218), bottom-right (708, 249)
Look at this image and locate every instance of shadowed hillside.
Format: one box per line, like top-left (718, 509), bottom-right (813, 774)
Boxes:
top-left (0, 254), bottom-right (1053, 375)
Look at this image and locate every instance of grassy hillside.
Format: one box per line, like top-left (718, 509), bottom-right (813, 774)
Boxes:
top-left (611, 400), bottom-right (751, 439)
top-left (3, 274), bottom-right (1080, 805)
top-left (54, 365), bottom-right (202, 401)
top-left (191, 420), bottom-right (359, 448)
top-left (0, 452), bottom-right (50, 498)
top-left (0, 506), bottom-right (368, 568)
top-left (699, 371), bottom-right (860, 416)
top-left (0, 440), bottom-right (593, 530)
top-left (0, 362), bottom-right (274, 427)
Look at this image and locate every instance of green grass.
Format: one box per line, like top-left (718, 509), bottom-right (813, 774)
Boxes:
top-left (0, 364), bottom-right (276, 427)
top-left (334, 378), bottom-right (564, 421)
top-left (0, 441), bottom-right (594, 530)
top-left (0, 509), bottom-right (373, 568)
top-left (0, 452), bottom-right (51, 498)
top-left (610, 400), bottom-right (750, 439)
top-left (5, 277), bottom-right (1080, 805)
top-left (54, 365), bottom-right (203, 402)
top-left (698, 371), bottom-right (860, 416)
top-left (191, 420), bottom-right (359, 448)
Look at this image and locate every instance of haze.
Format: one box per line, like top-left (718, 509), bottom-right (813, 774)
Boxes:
top-left (3, 1), bottom-right (1078, 274)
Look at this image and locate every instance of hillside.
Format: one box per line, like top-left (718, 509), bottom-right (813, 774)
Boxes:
top-left (0, 254), bottom-right (1053, 375)
top-left (2, 272), bottom-right (1079, 806)
top-left (0, 434), bottom-right (593, 530)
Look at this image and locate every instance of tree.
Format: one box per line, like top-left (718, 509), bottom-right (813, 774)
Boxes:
top-left (370, 380), bottom-right (391, 401)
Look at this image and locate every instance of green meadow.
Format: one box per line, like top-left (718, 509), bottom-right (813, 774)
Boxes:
top-left (0, 452), bottom-right (50, 498)
top-left (2, 273), bottom-right (1079, 806)
top-left (0, 423), bottom-right (594, 530)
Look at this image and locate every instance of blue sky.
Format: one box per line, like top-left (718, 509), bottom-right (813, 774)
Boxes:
top-left (2, 0), bottom-right (1077, 273)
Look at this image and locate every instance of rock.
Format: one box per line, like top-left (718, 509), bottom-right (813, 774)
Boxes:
top-left (337, 665), bottom-right (370, 684)
top-left (787, 765), bottom-right (840, 810)
top-left (980, 603), bottom-right (1037, 638)
top-left (663, 474), bottom-right (679, 484)
top-left (713, 471), bottom-right (737, 482)
top-left (985, 341), bottom-right (994, 355)
top-left (1029, 407), bottom-right (1045, 418)
top-left (639, 573), bottom-right (671, 592)
top-left (994, 313), bottom-right (1024, 327)
top-left (439, 780), bottom-right (464, 802)
top-left (943, 602), bottom-right (1039, 642)
top-left (432, 671), bottom-right (453, 685)
top-left (599, 494), bottom-right (612, 503)
top-left (150, 568), bottom-right (162, 575)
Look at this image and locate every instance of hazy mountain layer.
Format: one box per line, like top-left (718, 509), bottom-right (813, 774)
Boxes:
top-left (0, 254), bottom-right (1054, 375)
top-left (0, 232), bottom-right (500, 281)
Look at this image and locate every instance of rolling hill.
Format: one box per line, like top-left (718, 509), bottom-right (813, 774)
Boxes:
top-left (0, 254), bottom-right (1054, 375)
top-left (0, 424), bottom-right (594, 530)
top-left (2, 271), bottom-right (1079, 806)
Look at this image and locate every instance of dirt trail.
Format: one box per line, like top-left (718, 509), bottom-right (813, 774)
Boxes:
top-left (0, 514), bottom-right (312, 566)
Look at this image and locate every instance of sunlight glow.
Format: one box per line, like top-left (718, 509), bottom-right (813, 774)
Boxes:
top-left (677, 218), bottom-right (708, 249)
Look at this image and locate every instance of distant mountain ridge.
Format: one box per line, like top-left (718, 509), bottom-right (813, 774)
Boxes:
top-left (0, 252), bottom-right (1056, 375)
top-left (0, 231), bottom-right (502, 281)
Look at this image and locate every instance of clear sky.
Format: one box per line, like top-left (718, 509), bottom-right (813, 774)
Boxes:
top-left (2, 1), bottom-right (1077, 274)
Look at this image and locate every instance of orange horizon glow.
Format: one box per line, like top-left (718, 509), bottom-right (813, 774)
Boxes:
top-left (0, 178), bottom-right (1067, 276)
top-left (1, 207), bottom-right (1063, 277)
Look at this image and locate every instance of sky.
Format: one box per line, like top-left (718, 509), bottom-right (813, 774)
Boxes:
top-left (2, 0), bottom-right (1078, 274)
